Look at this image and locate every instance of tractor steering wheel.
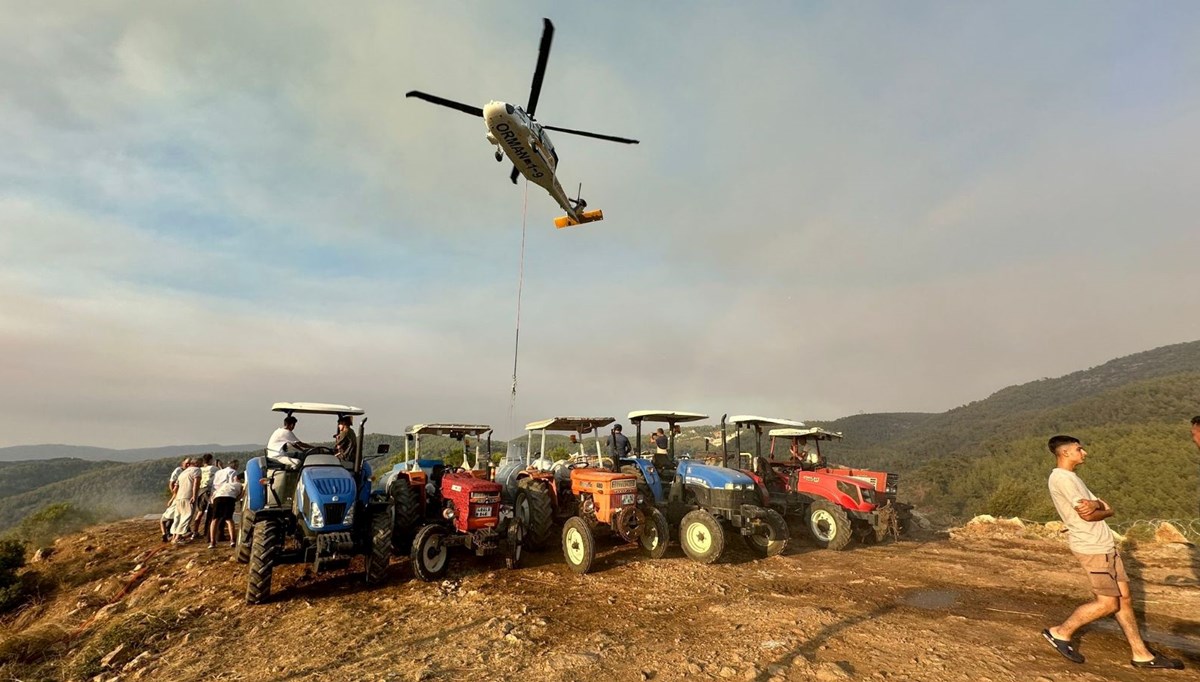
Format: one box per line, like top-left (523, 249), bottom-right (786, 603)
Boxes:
top-left (300, 446), bottom-right (335, 457)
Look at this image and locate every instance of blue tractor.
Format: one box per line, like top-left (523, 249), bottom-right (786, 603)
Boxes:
top-left (238, 402), bottom-right (394, 604)
top-left (619, 410), bottom-right (788, 564)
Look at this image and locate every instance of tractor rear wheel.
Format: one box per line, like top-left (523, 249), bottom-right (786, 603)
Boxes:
top-left (246, 518), bottom-right (281, 604)
top-left (235, 498), bottom-right (253, 564)
top-left (807, 500), bottom-right (852, 551)
top-left (516, 478), bottom-right (555, 550)
top-left (505, 517), bottom-right (525, 570)
top-left (744, 508), bottom-right (788, 558)
top-left (561, 516), bottom-right (596, 574)
top-left (411, 524), bottom-right (450, 582)
top-left (389, 476), bottom-right (422, 554)
top-left (680, 509), bottom-right (725, 564)
top-left (640, 507), bottom-right (670, 560)
top-left (366, 505), bottom-right (393, 584)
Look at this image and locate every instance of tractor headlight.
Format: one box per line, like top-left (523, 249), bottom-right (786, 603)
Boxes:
top-left (637, 494), bottom-right (645, 505)
top-left (725, 483), bottom-right (735, 490)
top-left (310, 501), bottom-right (325, 528)
top-left (344, 504), bottom-right (355, 525)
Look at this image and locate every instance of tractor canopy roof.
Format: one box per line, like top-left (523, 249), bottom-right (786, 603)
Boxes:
top-left (769, 427), bottom-right (843, 440)
top-left (271, 402), bottom-right (365, 416)
top-left (407, 423), bottom-right (492, 438)
top-left (728, 415), bottom-right (805, 429)
top-left (525, 416), bottom-right (615, 433)
top-left (627, 409), bottom-right (708, 424)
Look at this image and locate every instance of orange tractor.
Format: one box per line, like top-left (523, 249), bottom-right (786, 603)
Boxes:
top-left (497, 416), bottom-right (669, 574)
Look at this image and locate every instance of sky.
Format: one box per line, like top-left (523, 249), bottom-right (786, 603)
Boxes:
top-left (2, 2), bottom-right (1199, 448)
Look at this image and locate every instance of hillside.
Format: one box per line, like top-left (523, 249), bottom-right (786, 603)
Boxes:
top-left (0, 460), bottom-right (122, 500)
top-left (0, 518), bottom-right (1196, 681)
top-left (0, 443), bottom-right (261, 463)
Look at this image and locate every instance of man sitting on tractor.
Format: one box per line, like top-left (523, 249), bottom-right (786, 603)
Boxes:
top-left (335, 415), bottom-right (357, 464)
top-left (267, 415), bottom-right (312, 468)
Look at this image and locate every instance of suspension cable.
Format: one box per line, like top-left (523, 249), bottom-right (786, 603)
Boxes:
top-left (508, 178), bottom-right (530, 433)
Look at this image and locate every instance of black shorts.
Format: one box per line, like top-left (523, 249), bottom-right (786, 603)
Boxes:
top-left (211, 496), bottom-right (236, 522)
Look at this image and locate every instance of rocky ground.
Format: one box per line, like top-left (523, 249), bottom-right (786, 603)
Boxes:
top-left (1, 517), bottom-right (1198, 682)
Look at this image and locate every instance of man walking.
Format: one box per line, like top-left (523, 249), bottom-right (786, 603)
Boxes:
top-left (1042, 435), bottom-right (1183, 670)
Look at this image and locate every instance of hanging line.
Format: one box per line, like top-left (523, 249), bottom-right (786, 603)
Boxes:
top-left (508, 177), bottom-right (530, 433)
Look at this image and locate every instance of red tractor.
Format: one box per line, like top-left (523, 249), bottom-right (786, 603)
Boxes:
top-left (410, 469), bottom-right (524, 580)
top-left (722, 416), bottom-right (902, 551)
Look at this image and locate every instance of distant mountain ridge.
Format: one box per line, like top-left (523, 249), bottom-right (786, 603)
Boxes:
top-left (0, 443), bottom-right (261, 463)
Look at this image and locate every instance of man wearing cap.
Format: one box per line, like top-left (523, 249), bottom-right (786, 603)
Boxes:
top-left (334, 415), bottom-right (358, 463)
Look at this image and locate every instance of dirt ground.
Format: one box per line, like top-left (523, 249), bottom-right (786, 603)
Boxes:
top-left (2, 519), bottom-right (1198, 682)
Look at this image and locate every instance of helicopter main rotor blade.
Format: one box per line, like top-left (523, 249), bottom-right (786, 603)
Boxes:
top-left (541, 125), bottom-right (639, 145)
top-left (405, 91), bottom-right (483, 118)
top-left (525, 18), bottom-right (554, 119)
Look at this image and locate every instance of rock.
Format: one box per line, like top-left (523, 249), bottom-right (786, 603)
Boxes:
top-left (967, 515), bottom-right (996, 525)
top-left (99, 643), bottom-right (126, 668)
top-left (1043, 520), bottom-right (1065, 534)
top-left (717, 666), bottom-right (736, 678)
top-left (761, 640), bottom-right (785, 649)
top-left (742, 666), bottom-right (759, 680)
top-left (767, 664), bottom-right (787, 675)
top-left (996, 517), bottom-right (1024, 529)
top-left (503, 633), bottom-right (521, 644)
top-left (548, 653), bottom-right (599, 671)
top-left (815, 663), bottom-right (850, 681)
top-left (1155, 522), bottom-right (1192, 545)
top-left (32, 547), bottom-right (53, 563)
top-left (122, 651), bottom-right (152, 672)
top-left (685, 662), bottom-right (703, 675)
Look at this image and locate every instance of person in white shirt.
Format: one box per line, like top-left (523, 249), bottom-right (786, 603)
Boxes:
top-left (266, 415), bottom-right (312, 467)
top-left (208, 460), bottom-right (244, 549)
top-left (1042, 435), bottom-right (1182, 670)
top-left (171, 459), bottom-right (202, 543)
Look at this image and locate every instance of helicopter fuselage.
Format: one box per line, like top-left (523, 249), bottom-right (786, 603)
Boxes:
top-left (483, 101), bottom-right (578, 220)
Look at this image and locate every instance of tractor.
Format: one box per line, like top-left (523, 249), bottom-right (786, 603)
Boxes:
top-left (237, 402), bottom-right (393, 604)
top-left (768, 426), bottom-right (913, 539)
top-left (409, 468), bottom-right (524, 581)
top-left (374, 423), bottom-right (493, 552)
top-left (718, 415), bottom-right (895, 551)
top-left (496, 416), bottom-right (669, 573)
top-left (621, 410), bottom-right (788, 563)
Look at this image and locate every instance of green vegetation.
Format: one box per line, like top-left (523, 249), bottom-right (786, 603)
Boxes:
top-left (0, 538), bottom-right (25, 613)
top-left (7, 503), bottom-right (97, 548)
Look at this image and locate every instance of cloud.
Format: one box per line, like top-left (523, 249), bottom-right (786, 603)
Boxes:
top-left (1, 3), bottom-right (1199, 447)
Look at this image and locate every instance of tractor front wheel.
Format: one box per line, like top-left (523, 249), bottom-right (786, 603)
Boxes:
top-left (235, 498), bottom-right (253, 564)
top-left (640, 507), bottom-right (670, 560)
top-left (744, 508), bottom-right (788, 558)
top-left (506, 517), bottom-right (525, 570)
top-left (562, 516), bottom-right (596, 574)
top-left (246, 518), bottom-right (281, 605)
top-left (516, 478), bottom-right (555, 550)
top-left (679, 509), bottom-right (725, 564)
top-left (410, 524), bottom-right (450, 582)
top-left (807, 500), bottom-right (852, 551)
top-left (366, 504), bottom-right (393, 583)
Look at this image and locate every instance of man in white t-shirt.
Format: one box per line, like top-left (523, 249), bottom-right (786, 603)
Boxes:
top-left (171, 459), bottom-right (201, 543)
top-left (267, 415), bottom-right (312, 467)
top-left (1042, 435), bottom-right (1182, 670)
top-left (208, 460), bottom-right (244, 549)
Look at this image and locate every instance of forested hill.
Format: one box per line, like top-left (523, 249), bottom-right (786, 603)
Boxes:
top-left (814, 340), bottom-right (1200, 523)
top-left (0, 443), bottom-right (260, 463)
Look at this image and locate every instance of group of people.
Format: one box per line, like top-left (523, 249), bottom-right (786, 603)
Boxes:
top-left (159, 454), bottom-right (244, 550)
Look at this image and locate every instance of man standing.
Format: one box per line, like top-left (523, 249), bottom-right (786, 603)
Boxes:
top-left (608, 424), bottom-right (631, 462)
top-left (267, 415), bottom-right (311, 467)
top-left (334, 416), bottom-right (357, 463)
top-left (172, 459), bottom-right (201, 544)
top-left (192, 453), bottom-right (218, 537)
top-left (1043, 435), bottom-right (1183, 670)
top-left (208, 459), bottom-right (243, 549)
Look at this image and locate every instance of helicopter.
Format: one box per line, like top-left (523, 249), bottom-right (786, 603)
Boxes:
top-left (406, 18), bottom-right (639, 229)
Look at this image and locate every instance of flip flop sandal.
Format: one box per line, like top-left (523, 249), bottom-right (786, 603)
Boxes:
top-left (1132, 654), bottom-right (1184, 670)
top-left (1043, 629), bottom-right (1085, 664)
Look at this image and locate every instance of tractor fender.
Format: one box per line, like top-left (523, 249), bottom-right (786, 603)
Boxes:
top-left (618, 457), bottom-right (664, 501)
top-left (738, 504), bottom-right (770, 520)
top-left (245, 456), bottom-right (268, 513)
top-left (515, 471), bottom-right (559, 508)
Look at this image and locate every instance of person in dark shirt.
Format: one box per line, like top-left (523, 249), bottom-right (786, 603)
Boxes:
top-left (653, 428), bottom-right (669, 454)
top-left (608, 424), bottom-right (631, 464)
top-left (335, 415), bottom-right (358, 463)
